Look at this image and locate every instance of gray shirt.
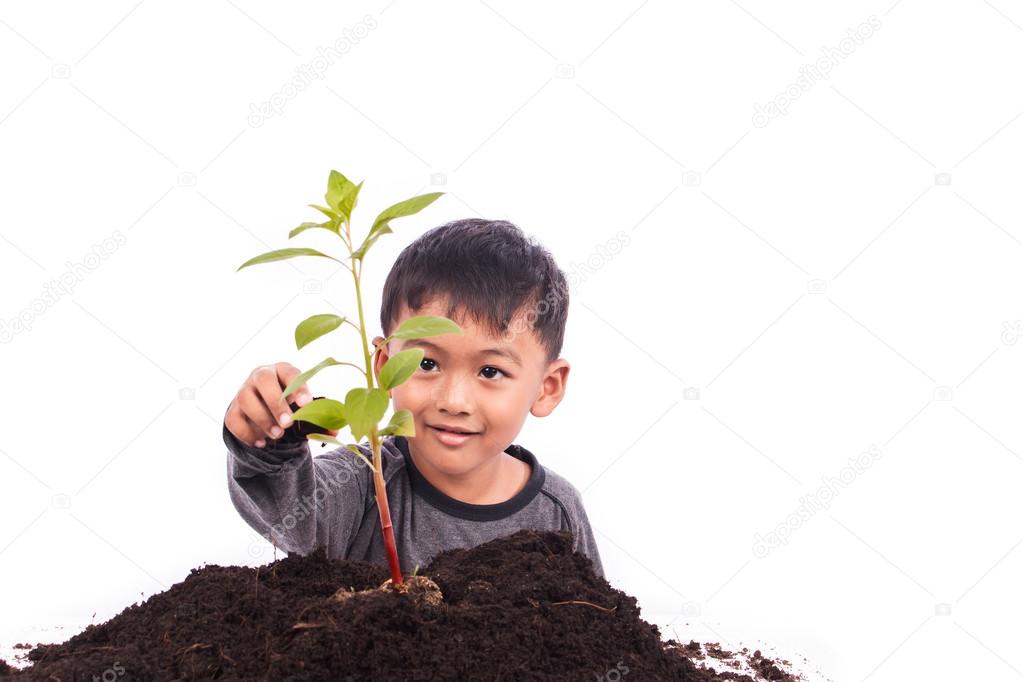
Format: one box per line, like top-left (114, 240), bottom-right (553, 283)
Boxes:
top-left (223, 420), bottom-right (604, 578)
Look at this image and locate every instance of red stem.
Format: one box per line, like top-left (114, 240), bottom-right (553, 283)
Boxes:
top-left (350, 219), bottom-right (403, 586)
top-left (370, 429), bottom-right (403, 585)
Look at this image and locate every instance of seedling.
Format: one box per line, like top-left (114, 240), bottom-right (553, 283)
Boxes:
top-left (237, 169), bottom-right (461, 586)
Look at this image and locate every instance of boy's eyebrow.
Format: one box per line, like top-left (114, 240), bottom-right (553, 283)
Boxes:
top-left (402, 338), bottom-right (523, 366)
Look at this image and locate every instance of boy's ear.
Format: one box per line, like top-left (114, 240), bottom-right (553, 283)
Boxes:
top-left (530, 358), bottom-right (570, 418)
top-left (372, 335), bottom-right (388, 384)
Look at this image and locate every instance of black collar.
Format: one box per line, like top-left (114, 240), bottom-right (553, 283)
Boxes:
top-left (392, 435), bottom-right (546, 521)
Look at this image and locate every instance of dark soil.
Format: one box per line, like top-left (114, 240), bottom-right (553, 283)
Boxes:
top-left (1, 530), bottom-right (798, 681)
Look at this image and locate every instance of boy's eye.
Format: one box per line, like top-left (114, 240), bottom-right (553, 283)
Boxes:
top-left (480, 366), bottom-right (504, 380)
top-left (418, 357), bottom-right (507, 380)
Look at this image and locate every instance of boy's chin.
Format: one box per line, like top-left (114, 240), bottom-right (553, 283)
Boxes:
top-left (415, 438), bottom-right (491, 474)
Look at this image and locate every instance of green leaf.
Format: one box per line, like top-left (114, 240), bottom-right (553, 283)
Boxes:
top-left (351, 191), bottom-right (443, 261)
top-left (344, 387), bottom-right (390, 442)
top-left (378, 348), bottom-right (424, 390)
top-left (325, 170), bottom-right (362, 221)
top-left (380, 409), bottom-right (415, 437)
top-left (350, 230), bottom-right (385, 260)
top-left (390, 315), bottom-right (463, 341)
top-left (291, 398), bottom-right (347, 430)
top-left (307, 433), bottom-right (341, 445)
top-left (325, 170), bottom-right (353, 209)
top-left (295, 314), bottom-right (345, 350)
top-left (307, 433), bottom-right (375, 471)
top-left (289, 221), bottom-right (337, 239)
top-left (344, 443), bottom-right (378, 472)
top-left (237, 248), bottom-right (340, 271)
top-left (369, 192), bottom-right (444, 238)
top-left (338, 180), bottom-right (363, 222)
top-left (308, 204), bottom-right (339, 221)
top-left (280, 357), bottom-right (345, 402)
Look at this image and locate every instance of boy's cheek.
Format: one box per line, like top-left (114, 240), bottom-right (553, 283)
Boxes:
top-left (390, 382), bottom-right (435, 419)
top-left (388, 387), bottom-right (413, 412)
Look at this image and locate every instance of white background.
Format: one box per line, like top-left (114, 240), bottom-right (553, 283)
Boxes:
top-left (2, 1), bottom-right (1022, 680)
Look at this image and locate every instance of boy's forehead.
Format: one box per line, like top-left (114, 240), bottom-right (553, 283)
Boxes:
top-left (392, 300), bottom-right (543, 360)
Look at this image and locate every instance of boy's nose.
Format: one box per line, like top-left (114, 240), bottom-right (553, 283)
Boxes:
top-left (433, 376), bottom-right (473, 416)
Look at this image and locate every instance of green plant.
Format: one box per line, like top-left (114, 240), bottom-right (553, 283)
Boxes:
top-left (237, 169), bottom-right (461, 586)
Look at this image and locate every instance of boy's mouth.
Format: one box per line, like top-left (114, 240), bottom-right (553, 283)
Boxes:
top-left (427, 423), bottom-right (478, 435)
top-left (427, 424), bottom-right (479, 446)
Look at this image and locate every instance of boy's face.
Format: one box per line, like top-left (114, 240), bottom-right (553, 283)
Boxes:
top-left (372, 298), bottom-right (569, 481)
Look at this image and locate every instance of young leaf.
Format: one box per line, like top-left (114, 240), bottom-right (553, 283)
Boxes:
top-left (325, 170), bottom-right (362, 222)
top-left (391, 315), bottom-right (463, 341)
top-left (350, 191), bottom-right (444, 260)
top-left (325, 170), bottom-right (353, 207)
top-left (307, 434), bottom-right (376, 471)
top-left (237, 247), bottom-right (341, 271)
top-left (345, 443), bottom-right (378, 472)
top-left (280, 357), bottom-right (345, 402)
top-left (289, 221), bottom-right (338, 239)
top-left (307, 433), bottom-right (342, 445)
top-left (308, 204), bottom-right (339, 221)
top-left (344, 387), bottom-right (390, 442)
top-left (378, 348), bottom-right (424, 390)
top-left (380, 409), bottom-right (415, 437)
top-left (295, 314), bottom-right (345, 350)
top-left (369, 192), bottom-right (444, 238)
top-left (292, 398), bottom-right (347, 430)
top-left (349, 230), bottom-right (385, 260)
top-left (338, 180), bottom-right (364, 222)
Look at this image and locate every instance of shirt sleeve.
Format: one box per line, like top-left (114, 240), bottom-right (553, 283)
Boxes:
top-left (223, 413), bottom-right (370, 560)
top-left (560, 485), bottom-right (605, 579)
top-left (573, 502), bottom-right (605, 579)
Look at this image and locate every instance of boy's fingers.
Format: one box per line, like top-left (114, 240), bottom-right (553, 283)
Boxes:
top-left (225, 401), bottom-right (267, 447)
top-left (239, 384), bottom-right (281, 440)
top-left (224, 401), bottom-right (250, 444)
top-left (276, 363), bottom-right (313, 409)
top-left (241, 413), bottom-right (269, 448)
top-left (251, 369), bottom-right (294, 435)
top-left (241, 413), bottom-right (270, 449)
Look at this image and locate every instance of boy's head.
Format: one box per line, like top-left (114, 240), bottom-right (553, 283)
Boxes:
top-left (372, 218), bottom-right (570, 479)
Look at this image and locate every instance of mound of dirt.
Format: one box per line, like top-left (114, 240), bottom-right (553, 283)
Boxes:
top-left (1, 530), bottom-right (797, 680)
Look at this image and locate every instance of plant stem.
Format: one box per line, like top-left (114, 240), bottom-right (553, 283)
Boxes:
top-left (341, 218), bottom-right (352, 251)
top-left (352, 263), bottom-right (404, 586)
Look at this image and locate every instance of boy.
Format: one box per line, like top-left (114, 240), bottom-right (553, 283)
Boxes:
top-left (222, 218), bottom-right (604, 578)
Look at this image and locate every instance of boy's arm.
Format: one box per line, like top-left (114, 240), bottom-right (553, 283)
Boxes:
top-left (224, 409), bottom-right (368, 558)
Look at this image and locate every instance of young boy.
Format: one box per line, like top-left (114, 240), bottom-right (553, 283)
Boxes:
top-left (222, 218), bottom-right (604, 578)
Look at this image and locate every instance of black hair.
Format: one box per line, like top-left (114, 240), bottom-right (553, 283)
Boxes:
top-left (379, 218), bottom-right (569, 365)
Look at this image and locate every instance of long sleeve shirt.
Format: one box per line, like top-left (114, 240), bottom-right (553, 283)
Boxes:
top-left (223, 417), bottom-right (604, 578)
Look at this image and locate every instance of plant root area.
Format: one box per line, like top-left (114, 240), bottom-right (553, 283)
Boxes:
top-left (1, 530), bottom-right (800, 680)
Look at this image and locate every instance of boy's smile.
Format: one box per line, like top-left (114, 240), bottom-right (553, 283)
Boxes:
top-left (372, 297), bottom-right (569, 505)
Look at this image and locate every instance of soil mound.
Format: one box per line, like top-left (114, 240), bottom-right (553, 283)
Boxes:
top-left (2, 530), bottom-right (797, 681)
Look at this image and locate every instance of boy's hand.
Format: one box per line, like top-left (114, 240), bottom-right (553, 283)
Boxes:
top-left (225, 362), bottom-right (340, 448)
